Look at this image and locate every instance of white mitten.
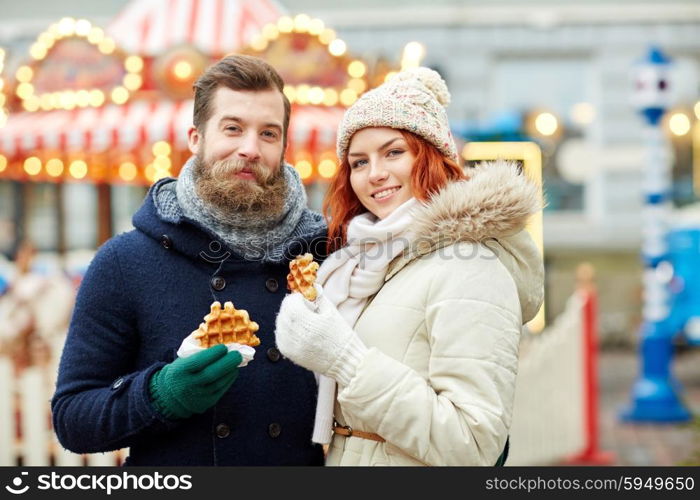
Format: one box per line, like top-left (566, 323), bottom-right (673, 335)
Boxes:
top-left (275, 291), bottom-right (367, 386)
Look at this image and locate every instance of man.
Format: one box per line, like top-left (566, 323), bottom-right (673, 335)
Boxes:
top-left (52, 55), bottom-right (326, 465)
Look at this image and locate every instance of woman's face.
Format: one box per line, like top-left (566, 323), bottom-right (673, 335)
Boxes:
top-left (348, 127), bottom-right (416, 219)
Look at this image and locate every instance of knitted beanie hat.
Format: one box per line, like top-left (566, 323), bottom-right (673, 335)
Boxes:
top-left (336, 67), bottom-right (458, 163)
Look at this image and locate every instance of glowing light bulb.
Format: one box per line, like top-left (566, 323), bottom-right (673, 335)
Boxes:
top-left (296, 84), bottom-right (310, 105)
top-left (58, 17), bottom-right (76, 37)
top-left (60, 91), bottom-right (77, 110)
top-left (89, 89), bottom-right (105, 107)
top-left (283, 85), bottom-right (296, 103)
top-left (16, 82), bottom-right (34, 100)
top-left (24, 156), bottom-right (42, 175)
top-left (277, 16), bottom-right (294, 33)
top-left (401, 41), bottom-right (426, 69)
top-left (30, 43), bottom-right (48, 60)
top-left (322, 88), bottom-right (338, 107)
top-left (318, 159), bottom-right (337, 179)
top-left (75, 89), bottom-right (90, 107)
top-left (23, 96), bottom-right (40, 112)
top-left (152, 141), bottom-right (171, 157)
top-left (308, 18), bottom-right (325, 36)
top-left (153, 156), bottom-right (172, 170)
top-left (534, 112), bottom-right (558, 136)
top-left (340, 88), bottom-right (358, 106)
top-left (348, 60), bottom-right (367, 79)
top-left (111, 87), bottom-right (129, 105)
top-left (293, 14), bottom-right (311, 32)
top-left (123, 73), bottom-right (142, 91)
top-left (98, 38), bottom-right (115, 54)
top-left (125, 55), bottom-right (144, 73)
top-left (348, 78), bottom-right (367, 94)
top-left (329, 39), bottom-right (347, 57)
top-left (308, 86), bottom-right (325, 105)
top-left (75, 19), bottom-right (92, 37)
top-left (46, 158), bottom-right (64, 177)
top-left (16, 66), bottom-right (33, 83)
top-left (87, 27), bottom-right (104, 44)
top-left (319, 28), bottom-right (335, 45)
top-left (173, 61), bottom-right (193, 80)
top-left (294, 160), bottom-right (312, 179)
top-left (669, 112), bottom-right (691, 136)
top-left (69, 160), bottom-right (88, 179)
top-left (119, 162), bottom-right (137, 181)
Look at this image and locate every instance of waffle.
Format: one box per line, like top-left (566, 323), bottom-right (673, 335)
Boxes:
top-left (193, 301), bottom-right (261, 348)
top-left (287, 253), bottom-right (319, 301)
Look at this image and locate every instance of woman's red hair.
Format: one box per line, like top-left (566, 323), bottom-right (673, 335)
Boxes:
top-left (323, 129), bottom-right (466, 253)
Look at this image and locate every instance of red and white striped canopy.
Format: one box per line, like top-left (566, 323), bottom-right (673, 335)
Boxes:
top-left (0, 101), bottom-right (343, 158)
top-left (1, 101), bottom-right (193, 155)
top-left (106, 0), bottom-right (283, 56)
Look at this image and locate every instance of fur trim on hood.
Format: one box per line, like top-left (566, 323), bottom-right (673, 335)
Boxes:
top-left (387, 159), bottom-right (545, 323)
top-left (413, 159), bottom-right (542, 246)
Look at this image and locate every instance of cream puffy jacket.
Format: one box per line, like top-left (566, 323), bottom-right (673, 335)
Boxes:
top-left (326, 161), bottom-right (544, 466)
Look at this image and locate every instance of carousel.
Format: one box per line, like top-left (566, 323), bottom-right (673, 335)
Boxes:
top-left (0, 0), bottom-right (399, 254)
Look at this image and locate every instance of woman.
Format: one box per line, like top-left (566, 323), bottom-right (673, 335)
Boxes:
top-left (275, 67), bottom-right (544, 466)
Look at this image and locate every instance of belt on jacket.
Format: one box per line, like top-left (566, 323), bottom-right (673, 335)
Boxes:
top-left (333, 421), bottom-right (385, 442)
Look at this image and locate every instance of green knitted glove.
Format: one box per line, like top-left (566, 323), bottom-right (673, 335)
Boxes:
top-left (149, 344), bottom-right (243, 420)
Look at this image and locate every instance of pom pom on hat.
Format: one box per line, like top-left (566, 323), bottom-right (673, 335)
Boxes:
top-left (336, 66), bottom-right (458, 163)
top-left (392, 67), bottom-right (451, 106)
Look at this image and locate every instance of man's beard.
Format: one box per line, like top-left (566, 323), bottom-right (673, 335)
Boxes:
top-left (193, 154), bottom-right (287, 219)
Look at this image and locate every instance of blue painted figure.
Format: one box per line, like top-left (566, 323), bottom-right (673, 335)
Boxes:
top-left (621, 47), bottom-right (692, 423)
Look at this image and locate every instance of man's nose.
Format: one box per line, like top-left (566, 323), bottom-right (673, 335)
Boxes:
top-left (237, 133), bottom-right (262, 161)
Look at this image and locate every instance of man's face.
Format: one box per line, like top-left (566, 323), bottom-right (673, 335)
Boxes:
top-left (187, 87), bottom-right (288, 217)
top-left (188, 86), bottom-right (286, 171)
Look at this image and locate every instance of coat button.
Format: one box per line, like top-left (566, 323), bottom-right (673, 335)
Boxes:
top-left (160, 235), bottom-right (172, 250)
top-left (265, 278), bottom-right (279, 293)
top-left (111, 377), bottom-right (124, 390)
top-left (268, 422), bottom-right (282, 438)
top-left (215, 423), bottom-right (230, 438)
top-left (266, 347), bottom-right (281, 362)
top-left (211, 276), bottom-right (226, 291)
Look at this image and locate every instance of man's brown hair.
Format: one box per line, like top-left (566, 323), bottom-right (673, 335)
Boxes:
top-left (192, 54), bottom-right (290, 147)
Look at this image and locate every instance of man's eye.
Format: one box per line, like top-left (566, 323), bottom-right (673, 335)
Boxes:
top-left (262, 130), bottom-right (279, 139)
top-left (225, 126), bottom-right (240, 133)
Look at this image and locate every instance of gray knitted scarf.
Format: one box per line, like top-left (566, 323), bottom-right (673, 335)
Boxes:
top-left (155, 156), bottom-right (325, 263)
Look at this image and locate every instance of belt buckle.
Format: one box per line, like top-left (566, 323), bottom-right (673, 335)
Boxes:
top-left (334, 419), bottom-right (353, 437)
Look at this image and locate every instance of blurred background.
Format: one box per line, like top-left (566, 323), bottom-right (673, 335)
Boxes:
top-left (0, 0), bottom-right (698, 466)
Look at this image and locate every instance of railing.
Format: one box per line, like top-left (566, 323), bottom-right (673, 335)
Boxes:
top-left (508, 263), bottom-right (612, 465)
top-left (0, 354), bottom-right (124, 466)
top-left (507, 291), bottom-right (586, 465)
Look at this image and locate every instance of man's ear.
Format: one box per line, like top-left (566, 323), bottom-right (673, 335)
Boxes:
top-left (187, 126), bottom-right (201, 155)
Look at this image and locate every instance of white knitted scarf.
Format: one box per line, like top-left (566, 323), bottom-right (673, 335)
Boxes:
top-left (311, 197), bottom-right (419, 444)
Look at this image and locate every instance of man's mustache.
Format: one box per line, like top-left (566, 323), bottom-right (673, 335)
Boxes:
top-left (210, 158), bottom-right (275, 184)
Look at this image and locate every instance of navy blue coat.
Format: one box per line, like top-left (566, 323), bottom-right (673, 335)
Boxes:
top-left (52, 179), bottom-right (327, 466)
